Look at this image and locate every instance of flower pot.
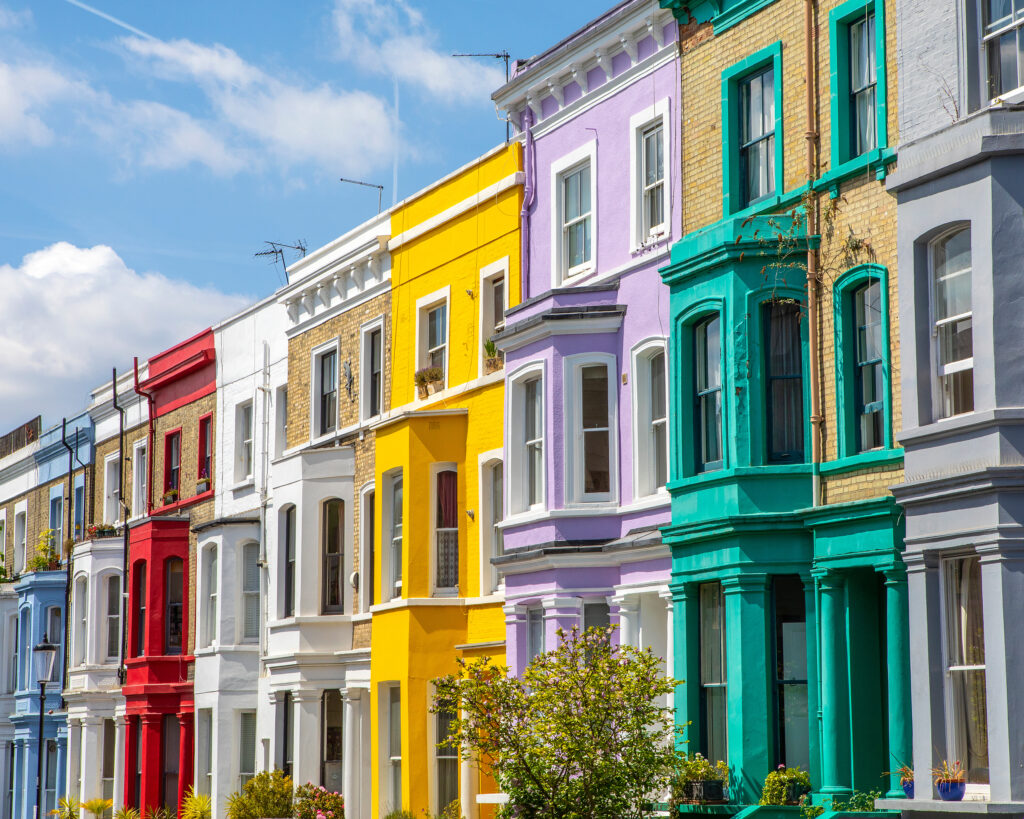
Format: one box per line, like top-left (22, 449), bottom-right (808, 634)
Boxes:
top-left (688, 780), bottom-right (726, 804)
top-left (416, 384), bottom-right (429, 399)
top-left (902, 781), bottom-right (914, 799)
top-left (936, 781), bottom-right (965, 802)
top-left (785, 782), bottom-right (810, 805)
top-left (484, 356), bottom-right (504, 374)
top-left (427, 380), bottom-right (443, 395)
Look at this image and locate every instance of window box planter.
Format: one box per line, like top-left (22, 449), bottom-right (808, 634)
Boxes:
top-left (414, 366), bottom-right (444, 398)
top-left (484, 356), bottom-right (504, 374)
top-left (196, 478), bottom-right (211, 492)
top-left (685, 780), bottom-right (727, 804)
top-left (162, 489), bottom-right (179, 505)
top-left (670, 754), bottom-right (730, 809)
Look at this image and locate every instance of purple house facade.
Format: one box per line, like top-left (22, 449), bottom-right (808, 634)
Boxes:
top-left (491, 0), bottom-right (680, 677)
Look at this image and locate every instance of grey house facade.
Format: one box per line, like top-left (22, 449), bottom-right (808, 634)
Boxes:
top-left (884, 0), bottom-right (1024, 810)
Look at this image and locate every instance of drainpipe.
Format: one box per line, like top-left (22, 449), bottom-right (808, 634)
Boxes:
top-left (133, 358), bottom-right (155, 515)
top-left (519, 107), bottom-right (536, 301)
top-left (112, 368), bottom-right (130, 685)
top-left (257, 342), bottom-right (271, 662)
top-left (60, 419), bottom-right (75, 697)
top-left (805, 0), bottom-right (823, 506)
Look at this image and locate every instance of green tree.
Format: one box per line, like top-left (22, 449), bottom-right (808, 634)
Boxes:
top-left (433, 626), bottom-right (679, 819)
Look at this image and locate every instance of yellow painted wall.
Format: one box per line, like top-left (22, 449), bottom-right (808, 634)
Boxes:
top-left (370, 142), bottom-right (521, 818)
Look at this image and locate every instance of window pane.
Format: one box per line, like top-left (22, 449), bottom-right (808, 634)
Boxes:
top-left (940, 370), bottom-right (974, 417)
top-left (988, 0), bottom-right (1014, 28)
top-left (239, 712), bottom-right (257, 781)
top-left (947, 556), bottom-right (985, 667)
top-left (700, 583), bottom-right (726, 685)
top-left (583, 601), bottom-right (610, 631)
top-left (950, 669), bottom-right (990, 784)
top-left (166, 558), bottom-right (183, 655)
top-left (436, 709), bottom-right (459, 813)
top-left (765, 302), bottom-right (804, 461)
top-left (705, 686), bottom-right (728, 764)
top-left (436, 471), bottom-right (458, 589)
top-left (933, 231), bottom-right (972, 321)
top-left (564, 169), bottom-right (581, 220)
top-left (492, 278), bottom-right (505, 330)
top-left (528, 608), bottom-right (545, 661)
top-left (491, 462), bottom-right (504, 556)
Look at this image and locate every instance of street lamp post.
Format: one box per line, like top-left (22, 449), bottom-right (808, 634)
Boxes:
top-left (33, 633), bottom-right (56, 819)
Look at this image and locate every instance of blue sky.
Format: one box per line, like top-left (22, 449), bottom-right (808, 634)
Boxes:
top-left (0, 0), bottom-right (602, 432)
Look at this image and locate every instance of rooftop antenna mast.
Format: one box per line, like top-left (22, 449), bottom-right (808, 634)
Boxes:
top-left (339, 177), bottom-right (385, 214)
top-left (453, 51), bottom-right (512, 140)
top-left (255, 240), bottom-right (307, 284)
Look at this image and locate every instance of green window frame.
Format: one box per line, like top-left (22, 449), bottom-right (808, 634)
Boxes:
top-left (722, 42), bottom-right (784, 217)
top-left (829, 0), bottom-right (888, 167)
top-left (763, 300), bottom-right (805, 464)
top-left (694, 315), bottom-right (724, 473)
top-left (833, 264), bottom-right (893, 459)
top-left (675, 299), bottom-right (728, 478)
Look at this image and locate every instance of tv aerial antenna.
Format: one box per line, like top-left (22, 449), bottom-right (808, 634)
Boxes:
top-left (255, 240), bottom-right (307, 284)
top-left (339, 178), bottom-right (385, 214)
top-left (452, 51), bottom-right (512, 140)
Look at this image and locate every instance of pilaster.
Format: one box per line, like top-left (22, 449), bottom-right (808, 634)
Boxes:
top-left (881, 565), bottom-right (911, 799)
top-left (816, 569), bottom-right (852, 799)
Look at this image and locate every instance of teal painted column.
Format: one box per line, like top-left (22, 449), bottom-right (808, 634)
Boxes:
top-left (883, 566), bottom-right (912, 798)
top-left (801, 574), bottom-right (822, 793)
top-left (722, 574), bottom-right (771, 805)
top-left (672, 583), bottom-right (700, 753)
top-left (817, 570), bottom-right (852, 799)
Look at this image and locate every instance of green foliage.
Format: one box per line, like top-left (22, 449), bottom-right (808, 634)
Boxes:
top-left (830, 791), bottom-right (882, 812)
top-left (226, 770), bottom-right (294, 819)
top-left (81, 798), bottom-right (114, 818)
top-left (760, 766), bottom-right (812, 806)
top-left (433, 625), bottom-right (679, 819)
top-left (381, 812), bottom-right (416, 819)
top-left (414, 366), bottom-right (444, 386)
top-left (142, 808), bottom-right (173, 819)
top-left (439, 801), bottom-right (461, 819)
top-left (113, 808), bottom-right (140, 819)
top-left (669, 753), bottom-right (730, 809)
top-left (27, 529), bottom-right (61, 572)
top-left (50, 796), bottom-right (80, 819)
top-left (484, 339), bottom-right (498, 358)
top-left (293, 783), bottom-right (344, 819)
top-left (180, 787), bottom-right (212, 819)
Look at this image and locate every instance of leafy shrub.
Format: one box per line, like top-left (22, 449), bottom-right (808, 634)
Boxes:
top-left (27, 529), bottom-right (61, 572)
top-left (760, 765), bottom-right (812, 805)
top-left (143, 808), bottom-right (173, 819)
top-left (669, 754), bottom-right (730, 808)
top-left (81, 798), bottom-right (114, 818)
top-left (381, 812), bottom-right (416, 819)
top-left (226, 770), bottom-right (294, 819)
top-left (831, 791), bottom-right (882, 812)
top-left (181, 787), bottom-right (212, 819)
top-left (50, 796), bottom-right (80, 819)
top-left (293, 783), bottom-right (344, 819)
top-left (113, 808), bottom-right (140, 819)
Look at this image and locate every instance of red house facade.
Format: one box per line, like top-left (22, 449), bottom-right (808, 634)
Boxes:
top-left (125, 329), bottom-right (216, 813)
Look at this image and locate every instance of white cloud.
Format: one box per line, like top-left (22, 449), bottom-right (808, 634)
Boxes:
top-left (0, 242), bottom-right (250, 431)
top-left (0, 5), bottom-right (31, 29)
top-left (120, 36), bottom-right (398, 175)
top-left (0, 62), bottom-right (82, 148)
top-left (333, 0), bottom-right (504, 105)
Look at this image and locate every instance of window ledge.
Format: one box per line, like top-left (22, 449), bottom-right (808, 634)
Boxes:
top-left (875, 799), bottom-right (1022, 814)
top-left (151, 487), bottom-right (214, 515)
top-left (668, 463), bottom-right (814, 491)
top-left (814, 147), bottom-right (897, 195)
top-left (819, 448), bottom-right (904, 476)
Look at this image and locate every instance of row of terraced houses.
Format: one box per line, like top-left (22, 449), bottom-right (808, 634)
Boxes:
top-left (2, 0), bottom-right (1023, 817)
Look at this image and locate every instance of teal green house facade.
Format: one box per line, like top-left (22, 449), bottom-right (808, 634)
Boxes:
top-left (658, 0), bottom-right (911, 806)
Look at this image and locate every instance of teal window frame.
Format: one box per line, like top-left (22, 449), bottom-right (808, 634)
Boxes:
top-left (694, 314), bottom-right (724, 473)
top-left (833, 264), bottom-right (894, 459)
top-left (762, 299), bottom-right (807, 464)
top-left (675, 299), bottom-right (728, 478)
top-left (829, 0), bottom-right (888, 168)
top-left (722, 42), bottom-right (784, 217)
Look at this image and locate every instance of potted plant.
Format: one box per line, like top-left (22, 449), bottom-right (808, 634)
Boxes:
top-left (760, 765), bottom-right (812, 806)
top-left (893, 764), bottom-right (914, 799)
top-left (162, 488), bottom-right (179, 506)
top-left (414, 366), bottom-right (444, 397)
top-left (196, 470), bottom-right (211, 492)
top-left (26, 529), bottom-right (61, 572)
top-left (670, 753), bottom-right (730, 806)
top-left (483, 339), bottom-right (504, 374)
top-left (932, 760), bottom-right (966, 802)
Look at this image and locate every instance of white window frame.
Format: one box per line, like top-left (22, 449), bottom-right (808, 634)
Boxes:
top-left (197, 708), bottom-right (213, 796)
top-left (0, 510), bottom-right (5, 570)
top-left (49, 485), bottom-right (64, 551)
top-left (381, 683), bottom-right (402, 814)
top-left (428, 683), bottom-right (459, 816)
top-left (928, 226), bottom-right (974, 421)
top-left (629, 99), bottom-right (672, 250)
top-left (478, 258), bottom-right (510, 376)
top-left (527, 606), bottom-right (545, 663)
top-left (13, 505), bottom-right (27, 576)
top-left (415, 286), bottom-right (451, 394)
top-left (234, 400), bottom-right (255, 484)
top-left (631, 337), bottom-right (671, 500)
top-left (383, 470), bottom-right (404, 602)
top-left (5, 614), bottom-right (15, 693)
top-left (200, 543), bottom-right (218, 648)
top-left (507, 362), bottom-right (547, 516)
top-left (982, 0), bottom-right (1024, 102)
top-left (103, 453), bottom-right (121, 525)
top-left (359, 482), bottom-right (376, 613)
top-left (103, 572), bottom-right (121, 662)
top-left (131, 439), bottom-right (147, 520)
top-left (478, 451), bottom-right (504, 596)
top-left (238, 710), bottom-right (257, 789)
top-left (360, 316), bottom-right (386, 422)
top-left (274, 385), bottom-right (288, 459)
top-left (550, 140), bottom-right (598, 287)
top-left (939, 553), bottom-right (990, 797)
top-left (563, 353), bottom-right (619, 506)
top-left (73, 574), bottom-right (88, 667)
top-left (240, 541), bottom-right (260, 644)
top-left (430, 462), bottom-right (459, 597)
top-left (310, 339), bottom-right (341, 442)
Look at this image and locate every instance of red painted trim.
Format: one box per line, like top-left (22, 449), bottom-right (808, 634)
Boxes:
top-left (150, 487), bottom-right (214, 516)
top-left (162, 428), bottom-right (182, 497)
top-left (197, 413), bottom-right (213, 488)
top-left (154, 382), bottom-right (216, 419)
top-left (138, 349), bottom-right (214, 392)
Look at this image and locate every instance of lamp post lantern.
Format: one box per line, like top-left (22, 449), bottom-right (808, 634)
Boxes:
top-left (33, 633), bottom-right (56, 819)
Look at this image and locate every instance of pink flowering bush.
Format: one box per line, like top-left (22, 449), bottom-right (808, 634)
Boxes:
top-left (293, 783), bottom-right (344, 819)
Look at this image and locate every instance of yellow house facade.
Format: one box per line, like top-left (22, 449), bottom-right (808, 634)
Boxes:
top-left (370, 142), bottom-right (522, 819)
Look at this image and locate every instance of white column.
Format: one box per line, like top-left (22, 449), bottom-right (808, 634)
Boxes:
top-left (459, 707), bottom-right (478, 819)
top-left (79, 717), bottom-right (103, 805)
top-left (613, 594), bottom-right (640, 647)
top-left (293, 689), bottom-right (322, 787)
top-left (66, 719), bottom-right (81, 806)
top-left (660, 589), bottom-right (675, 710)
top-left (342, 690), bottom-right (361, 818)
top-left (112, 716), bottom-right (126, 811)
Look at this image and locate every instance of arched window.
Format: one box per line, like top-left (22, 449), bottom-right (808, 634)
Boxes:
top-left (73, 576), bottom-right (88, 666)
top-left (322, 499), bottom-right (344, 614)
top-left (165, 558), bottom-right (184, 656)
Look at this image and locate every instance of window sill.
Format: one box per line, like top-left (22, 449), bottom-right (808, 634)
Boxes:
top-left (229, 478), bottom-right (254, 492)
top-left (667, 462), bottom-right (814, 491)
top-left (874, 799), bottom-right (1022, 814)
top-left (560, 264), bottom-right (595, 285)
top-left (819, 447), bottom-right (904, 476)
top-left (151, 488), bottom-right (214, 516)
top-left (814, 146), bottom-right (897, 196)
